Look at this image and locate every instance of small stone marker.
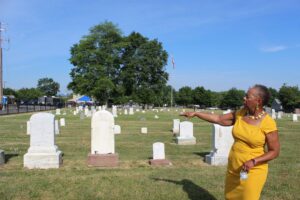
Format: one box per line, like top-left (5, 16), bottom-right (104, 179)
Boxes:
top-left (293, 114), bottom-right (298, 122)
top-left (124, 109), bottom-right (128, 115)
top-left (112, 105), bottom-right (118, 117)
top-left (24, 113), bottom-right (63, 169)
top-left (176, 121), bottom-right (196, 145)
top-left (173, 119), bottom-right (180, 134)
top-left (114, 125), bottom-right (121, 134)
top-left (154, 115), bottom-right (159, 119)
top-left (141, 127), bottom-right (148, 134)
top-left (60, 118), bottom-right (65, 127)
top-left (149, 142), bottom-right (171, 166)
top-left (272, 109), bottom-right (276, 119)
top-left (205, 124), bottom-right (234, 165)
top-left (87, 110), bottom-right (118, 167)
top-left (129, 107), bottom-right (134, 115)
top-left (55, 109), bottom-right (61, 115)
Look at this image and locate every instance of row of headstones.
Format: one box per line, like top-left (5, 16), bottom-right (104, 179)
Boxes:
top-left (270, 109), bottom-right (299, 122)
top-left (20, 110), bottom-right (173, 169)
top-left (1, 113), bottom-right (232, 168)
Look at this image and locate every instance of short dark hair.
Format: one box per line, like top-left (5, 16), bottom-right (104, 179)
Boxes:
top-left (253, 84), bottom-right (270, 106)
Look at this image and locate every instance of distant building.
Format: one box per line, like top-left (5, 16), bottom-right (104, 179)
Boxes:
top-left (271, 98), bottom-right (283, 112)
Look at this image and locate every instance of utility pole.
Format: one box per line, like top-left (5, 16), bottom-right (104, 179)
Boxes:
top-left (0, 22), bottom-right (3, 109)
top-left (0, 22), bottom-right (8, 110)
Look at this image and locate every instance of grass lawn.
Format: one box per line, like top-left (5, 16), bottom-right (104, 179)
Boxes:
top-left (0, 108), bottom-right (299, 200)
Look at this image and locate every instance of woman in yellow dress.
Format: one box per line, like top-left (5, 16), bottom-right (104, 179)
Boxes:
top-left (181, 84), bottom-right (280, 200)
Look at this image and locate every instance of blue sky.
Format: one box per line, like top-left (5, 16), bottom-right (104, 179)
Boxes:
top-left (0, 0), bottom-right (299, 94)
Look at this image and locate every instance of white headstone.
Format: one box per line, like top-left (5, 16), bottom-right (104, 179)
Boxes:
top-left (73, 111), bottom-right (77, 115)
top-left (84, 107), bottom-right (89, 116)
top-left (176, 121), bottom-right (196, 145)
top-left (205, 124), bottom-right (234, 165)
top-left (153, 142), bottom-right (165, 160)
top-left (277, 111), bottom-right (283, 119)
top-left (27, 121), bottom-right (30, 135)
top-left (60, 118), bottom-right (65, 127)
top-left (24, 113), bottom-right (62, 169)
top-left (55, 109), bottom-right (61, 115)
top-left (173, 119), bottom-right (180, 134)
top-left (272, 109), bottom-right (276, 119)
top-left (179, 121), bottom-right (193, 138)
top-left (112, 105), bottom-right (118, 117)
top-left (55, 120), bottom-right (60, 134)
top-left (141, 127), bottom-right (148, 134)
top-left (91, 110), bottom-right (115, 154)
top-left (124, 109), bottom-right (128, 115)
top-left (154, 115), bottom-right (159, 119)
top-left (293, 114), bottom-right (298, 122)
top-left (129, 107), bottom-right (134, 115)
top-left (114, 125), bottom-right (121, 134)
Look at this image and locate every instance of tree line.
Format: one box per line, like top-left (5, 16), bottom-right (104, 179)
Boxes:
top-left (3, 21), bottom-right (300, 112)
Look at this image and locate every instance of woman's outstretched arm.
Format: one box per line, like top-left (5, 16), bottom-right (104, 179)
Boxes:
top-left (180, 111), bottom-right (235, 126)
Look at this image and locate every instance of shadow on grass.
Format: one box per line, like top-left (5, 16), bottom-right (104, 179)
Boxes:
top-left (5, 153), bottom-right (19, 163)
top-left (193, 152), bottom-right (210, 161)
top-left (153, 178), bottom-right (217, 200)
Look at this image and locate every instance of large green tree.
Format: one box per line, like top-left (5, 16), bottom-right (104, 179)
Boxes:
top-left (37, 77), bottom-right (60, 96)
top-left (68, 22), bottom-right (168, 105)
top-left (17, 88), bottom-right (43, 103)
top-left (68, 21), bottom-right (123, 104)
top-left (278, 84), bottom-right (300, 112)
top-left (176, 86), bottom-right (193, 106)
top-left (220, 88), bottom-right (245, 109)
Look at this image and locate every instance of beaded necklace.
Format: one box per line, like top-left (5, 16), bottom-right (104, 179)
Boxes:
top-left (246, 110), bottom-right (266, 120)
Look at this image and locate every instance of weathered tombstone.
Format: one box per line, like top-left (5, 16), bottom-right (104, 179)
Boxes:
top-left (271, 109), bottom-right (276, 119)
top-left (55, 120), bottom-right (60, 134)
top-left (141, 127), bottom-right (148, 134)
top-left (27, 121), bottom-right (30, 135)
top-left (24, 113), bottom-right (63, 169)
top-left (129, 107), bottom-right (134, 115)
top-left (87, 110), bottom-right (118, 167)
top-left (80, 112), bottom-right (85, 120)
top-left (0, 150), bottom-right (4, 165)
top-left (114, 125), bottom-right (121, 134)
top-left (205, 124), bottom-right (234, 165)
top-left (176, 121), bottom-right (196, 145)
top-left (112, 105), bottom-right (118, 118)
top-left (277, 111), bottom-right (283, 119)
top-left (293, 114), bottom-right (298, 122)
top-left (60, 118), bottom-right (65, 127)
top-left (124, 109), bottom-right (128, 115)
top-left (149, 142), bottom-right (171, 166)
top-left (173, 119), bottom-right (180, 134)
top-left (55, 109), bottom-right (61, 115)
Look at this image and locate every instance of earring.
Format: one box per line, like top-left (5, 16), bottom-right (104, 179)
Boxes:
top-left (256, 104), bottom-right (259, 110)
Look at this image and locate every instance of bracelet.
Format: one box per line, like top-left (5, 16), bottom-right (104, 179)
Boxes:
top-left (251, 159), bottom-right (256, 166)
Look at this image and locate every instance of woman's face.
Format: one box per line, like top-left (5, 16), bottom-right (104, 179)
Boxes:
top-left (243, 88), bottom-right (260, 110)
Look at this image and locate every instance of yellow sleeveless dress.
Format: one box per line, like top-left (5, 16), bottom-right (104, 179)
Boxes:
top-left (225, 109), bottom-right (277, 200)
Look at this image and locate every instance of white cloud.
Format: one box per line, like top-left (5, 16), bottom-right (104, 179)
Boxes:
top-left (260, 45), bottom-right (287, 52)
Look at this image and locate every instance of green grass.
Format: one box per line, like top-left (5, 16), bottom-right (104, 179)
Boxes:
top-left (0, 109), bottom-right (299, 200)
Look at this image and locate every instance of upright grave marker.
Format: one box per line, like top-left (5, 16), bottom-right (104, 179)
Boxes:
top-left (205, 124), bottom-right (234, 165)
top-left (24, 113), bottom-right (63, 169)
top-left (176, 121), bottom-right (196, 145)
top-left (149, 142), bottom-right (171, 166)
top-left (87, 110), bottom-right (118, 167)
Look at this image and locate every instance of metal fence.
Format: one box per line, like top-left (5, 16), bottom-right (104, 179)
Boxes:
top-left (0, 104), bottom-right (58, 115)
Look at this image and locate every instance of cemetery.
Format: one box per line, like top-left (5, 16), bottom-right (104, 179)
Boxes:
top-left (0, 107), bottom-right (299, 199)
